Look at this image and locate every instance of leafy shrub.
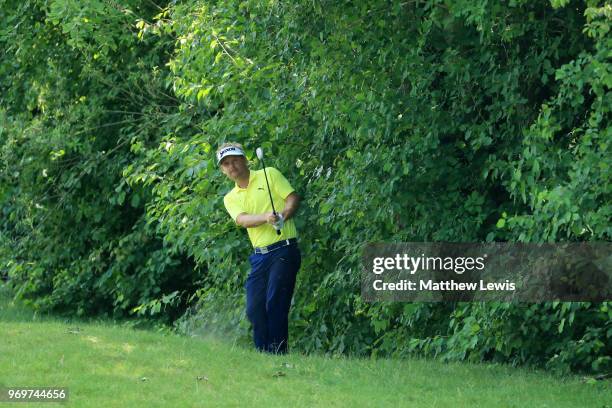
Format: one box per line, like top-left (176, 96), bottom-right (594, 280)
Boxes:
top-left (1, 0), bottom-right (609, 373)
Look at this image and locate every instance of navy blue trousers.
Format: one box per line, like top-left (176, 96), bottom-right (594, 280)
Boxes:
top-left (245, 243), bottom-right (301, 354)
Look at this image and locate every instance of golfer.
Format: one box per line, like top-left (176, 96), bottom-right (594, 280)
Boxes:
top-left (217, 142), bottom-right (301, 354)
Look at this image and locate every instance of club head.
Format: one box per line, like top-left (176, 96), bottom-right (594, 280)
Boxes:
top-left (256, 147), bottom-right (263, 160)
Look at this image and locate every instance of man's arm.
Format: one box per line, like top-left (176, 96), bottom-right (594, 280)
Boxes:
top-left (281, 192), bottom-right (300, 221)
top-left (236, 212), bottom-right (271, 228)
top-left (235, 192), bottom-right (300, 228)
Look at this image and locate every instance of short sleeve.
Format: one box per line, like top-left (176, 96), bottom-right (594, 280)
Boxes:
top-left (224, 193), bottom-right (245, 223)
top-left (268, 167), bottom-right (295, 199)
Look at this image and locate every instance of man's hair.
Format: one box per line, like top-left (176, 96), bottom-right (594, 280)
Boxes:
top-left (216, 142), bottom-right (244, 157)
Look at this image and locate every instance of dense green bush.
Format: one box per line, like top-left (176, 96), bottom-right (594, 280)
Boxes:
top-left (1, 0), bottom-right (610, 374)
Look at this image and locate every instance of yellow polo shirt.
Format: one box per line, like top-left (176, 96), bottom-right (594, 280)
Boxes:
top-left (223, 167), bottom-right (298, 248)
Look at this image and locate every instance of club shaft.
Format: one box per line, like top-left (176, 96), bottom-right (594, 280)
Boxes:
top-left (260, 158), bottom-right (277, 214)
top-left (260, 156), bottom-right (281, 235)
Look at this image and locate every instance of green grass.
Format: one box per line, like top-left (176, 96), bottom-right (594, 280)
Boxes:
top-left (0, 284), bottom-right (610, 407)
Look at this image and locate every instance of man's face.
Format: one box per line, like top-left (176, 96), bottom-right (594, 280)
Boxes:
top-left (219, 155), bottom-right (248, 181)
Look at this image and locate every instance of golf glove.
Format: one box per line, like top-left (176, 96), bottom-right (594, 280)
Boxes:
top-left (273, 213), bottom-right (284, 230)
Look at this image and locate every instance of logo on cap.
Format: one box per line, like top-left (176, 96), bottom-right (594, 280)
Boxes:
top-left (217, 146), bottom-right (245, 164)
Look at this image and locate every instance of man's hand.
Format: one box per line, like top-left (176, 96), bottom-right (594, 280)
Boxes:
top-left (263, 212), bottom-right (284, 231)
top-left (264, 211), bottom-right (280, 225)
top-left (272, 213), bottom-right (284, 230)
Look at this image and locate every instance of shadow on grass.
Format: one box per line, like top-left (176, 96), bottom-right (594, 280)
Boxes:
top-left (0, 282), bottom-right (171, 333)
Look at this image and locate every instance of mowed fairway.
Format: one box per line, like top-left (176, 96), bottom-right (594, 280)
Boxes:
top-left (1, 286), bottom-right (610, 408)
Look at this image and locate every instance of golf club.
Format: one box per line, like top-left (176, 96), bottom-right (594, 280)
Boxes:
top-left (256, 147), bottom-right (282, 235)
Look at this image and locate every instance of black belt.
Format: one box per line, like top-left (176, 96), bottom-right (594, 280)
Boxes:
top-left (254, 238), bottom-right (297, 254)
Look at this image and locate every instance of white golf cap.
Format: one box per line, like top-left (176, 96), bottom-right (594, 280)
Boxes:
top-left (216, 145), bottom-right (245, 164)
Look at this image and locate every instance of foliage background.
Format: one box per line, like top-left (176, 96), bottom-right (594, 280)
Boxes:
top-left (1, 0), bottom-right (610, 374)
